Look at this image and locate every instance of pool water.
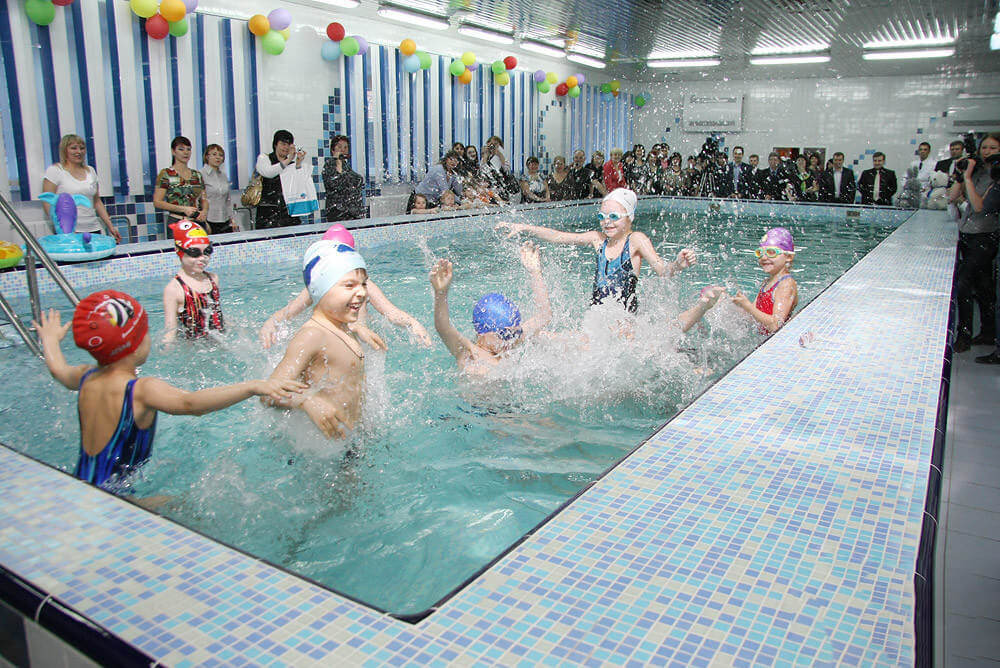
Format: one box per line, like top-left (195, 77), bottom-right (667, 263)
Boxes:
top-left (0, 203), bottom-right (895, 616)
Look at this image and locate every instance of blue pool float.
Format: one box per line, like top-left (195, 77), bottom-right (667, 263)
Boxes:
top-left (36, 192), bottom-right (117, 262)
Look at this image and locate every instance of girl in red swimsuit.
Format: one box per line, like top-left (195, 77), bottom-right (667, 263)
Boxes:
top-left (162, 221), bottom-right (225, 342)
top-left (732, 227), bottom-right (799, 335)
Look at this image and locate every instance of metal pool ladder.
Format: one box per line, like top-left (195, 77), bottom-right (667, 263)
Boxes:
top-left (0, 194), bottom-right (81, 358)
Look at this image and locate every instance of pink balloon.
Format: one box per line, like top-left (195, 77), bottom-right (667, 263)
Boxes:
top-left (145, 14), bottom-right (169, 39)
top-left (575, 73), bottom-right (586, 85)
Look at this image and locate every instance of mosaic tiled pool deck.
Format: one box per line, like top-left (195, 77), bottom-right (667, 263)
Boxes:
top-left (0, 205), bottom-right (952, 666)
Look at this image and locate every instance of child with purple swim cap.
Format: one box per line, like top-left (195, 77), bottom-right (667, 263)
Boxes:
top-left (260, 224), bottom-right (431, 349)
top-left (732, 227), bottom-right (799, 334)
top-left (430, 242), bottom-right (551, 375)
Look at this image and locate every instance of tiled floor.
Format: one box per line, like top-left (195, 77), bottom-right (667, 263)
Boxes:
top-left (939, 345), bottom-right (1000, 667)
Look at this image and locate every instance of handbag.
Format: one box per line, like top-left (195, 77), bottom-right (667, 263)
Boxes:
top-left (241, 172), bottom-right (263, 207)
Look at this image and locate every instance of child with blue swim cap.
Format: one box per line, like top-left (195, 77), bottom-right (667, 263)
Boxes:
top-left (430, 241), bottom-right (551, 374)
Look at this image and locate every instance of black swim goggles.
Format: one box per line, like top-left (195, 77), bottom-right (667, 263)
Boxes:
top-left (179, 245), bottom-right (213, 258)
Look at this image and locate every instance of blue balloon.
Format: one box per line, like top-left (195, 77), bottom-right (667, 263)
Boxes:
top-left (403, 54), bottom-right (421, 73)
top-left (601, 91), bottom-right (613, 102)
top-left (321, 41), bottom-right (341, 62)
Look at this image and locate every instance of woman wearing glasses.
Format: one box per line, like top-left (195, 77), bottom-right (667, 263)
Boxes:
top-left (731, 227), bottom-right (799, 334)
top-left (162, 221), bottom-right (224, 343)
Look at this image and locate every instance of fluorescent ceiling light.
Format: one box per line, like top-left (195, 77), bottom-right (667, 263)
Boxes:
top-left (862, 48), bottom-right (955, 60)
top-left (569, 44), bottom-right (605, 58)
top-left (648, 49), bottom-right (715, 59)
top-left (863, 35), bottom-right (955, 49)
top-left (749, 54), bottom-right (830, 65)
top-left (957, 91), bottom-right (1000, 99)
top-left (317, 0), bottom-right (361, 7)
top-left (376, 6), bottom-right (449, 31)
top-left (751, 42), bottom-right (829, 55)
top-left (648, 58), bottom-right (720, 68)
top-left (520, 40), bottom-right (565, 58)
top-left (567, 53), bottom-right (606, 69)
top-left (457, 24), bottom-right (514, 45)
top-left (992, 33), bottom-right (1000, 51)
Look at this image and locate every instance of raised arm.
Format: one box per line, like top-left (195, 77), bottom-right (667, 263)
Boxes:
top-left (366, 279), bottom-right (432, 346)
top-left (631, 233), bottom-right (696, 277)
top-left (133, 376), bottom-right (305, 419)
top-left (33, 309), bottom-right (91, 390)
top-left (260, 288), bottom-right (313, 348)
top-left (518, 242), bottom-right (551, 337)
top-left (676, 286), bottom-right (725, 333)
top-left (732, 279), bottom-right (797, 333)
top-left (429, 259), bottom-right (476, 362)
top-left (496, 221), bottom-right (599, 246)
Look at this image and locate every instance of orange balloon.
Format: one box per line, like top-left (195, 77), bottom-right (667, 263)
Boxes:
top-left (400, 39), bottom-right (417, 56)
top-left (458, 69), bottom-right (472, 84)
top-left (612, 90), bottom-right (620, 97)
top-left (248, 14), bottom-right (270, 37)
top-left (565, 75), bottom-right (578, 88)
top-left (159, 0), bottom-right (186, 23)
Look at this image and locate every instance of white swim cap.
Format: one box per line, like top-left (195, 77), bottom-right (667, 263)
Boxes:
top-left (302, 240), bottom-right (367, 302)
top-left (602, 188), bottom-right (637, 219)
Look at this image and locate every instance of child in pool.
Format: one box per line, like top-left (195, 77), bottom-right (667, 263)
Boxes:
top-left (406, 192), bottom-right (438, 215)
top-left (259, 225), bottom-right (431, 349)
top-left (264, 241), bottom-right (369, 438)
top-left (33, 291), bottom-right (304, 491)
top-left (497, 188), bottom-right (696, 313)
top-left (731, 227), bottom-right (799, 334)
top-left (430, 241), bottom-right (551, 375)
top-left (162, 220), bottom-right (223, 343)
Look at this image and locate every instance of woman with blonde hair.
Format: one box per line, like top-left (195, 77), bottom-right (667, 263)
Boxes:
top-left (201, 144), bottom-right (237, 234)
top-left (41, 134), bottom-right (121, 241)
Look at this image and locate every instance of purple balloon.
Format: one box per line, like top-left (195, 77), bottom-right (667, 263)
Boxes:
top-left (533, 69), bottom-right (546, 83)
top-left (184, 0), bottom-right (198, 11)
top-left (575, 73), bottom-right (586, 85)
top-left (55, 193), bottom-right (78, 234)
top-left (267, 8), bottom-right (291, 31)
top-left (354, 35), bottom-right (368, 55)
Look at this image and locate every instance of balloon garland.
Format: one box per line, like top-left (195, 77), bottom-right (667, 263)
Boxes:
top-left (248, 8), bottom-right (292, 55)
top-left (320, 21), bottom-right (376, 63)
top-left (128, 0), bottom-right (197, 40)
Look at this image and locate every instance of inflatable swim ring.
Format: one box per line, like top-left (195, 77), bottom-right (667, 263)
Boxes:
top-left (0, 240), bottom-right (23, 268)
top-left (37, 192), bottom-right (117, 262)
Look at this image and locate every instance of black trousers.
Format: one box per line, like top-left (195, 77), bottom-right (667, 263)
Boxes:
top-left (255, 204), bottom-right (297, 229)
top-left (956, 231), bottom-right (999, 337)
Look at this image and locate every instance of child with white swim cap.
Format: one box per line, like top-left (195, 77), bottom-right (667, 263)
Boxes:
top-left (264, 239), bottom-right (369, 438)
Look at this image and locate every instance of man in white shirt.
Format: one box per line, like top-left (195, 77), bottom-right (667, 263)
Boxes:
top-left (911, 142), bottom-right (936, 191)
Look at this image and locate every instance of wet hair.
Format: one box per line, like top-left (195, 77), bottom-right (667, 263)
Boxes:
top-left (171, 136), bottom-right (192, 151)
top-left (872, 151), bottom-right (885, 160)
top-left (272, 130), bottom-right (294, 151)
top-left (330, 135), bottom-right (350, 153)
top-left (203, 143), bottom-right (225, 163)
top-left (406, 192), bottom-right (428, 213)
top-left (58, 134), bottom-right (87, 165)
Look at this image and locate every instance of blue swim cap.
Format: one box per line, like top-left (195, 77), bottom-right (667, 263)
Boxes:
top-left (472, 293), bottom-right (522, 339)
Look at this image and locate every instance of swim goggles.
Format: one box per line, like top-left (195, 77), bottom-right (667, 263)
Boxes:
top-left (497, 326), bottom-right (523, 341)
top-left (754, 246), bottom-right (787, 259)
top-left (180, 245), bottom-right (213, 258)
top-left (597, 212), bottom-right (625, 223)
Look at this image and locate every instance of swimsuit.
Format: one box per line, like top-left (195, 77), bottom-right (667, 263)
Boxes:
top-left (74, 369), bottom-right (157, 489)
top-left (176, 274), bottom-right (224, 339)
top-left (592, 234), bottom-right (638, 313)
top-left (754, 274), bottom-right (794, 334)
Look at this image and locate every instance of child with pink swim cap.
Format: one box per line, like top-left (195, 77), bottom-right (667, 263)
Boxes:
top-left (731, 227), bottom-right (799, 334)
top-left (259, 224), bottom-right (431, 349)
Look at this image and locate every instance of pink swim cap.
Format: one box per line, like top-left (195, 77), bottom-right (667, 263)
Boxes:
top-left (759, 227), bottom-right (794, 252)
top-left (322, 224), bottom-right (356, 248)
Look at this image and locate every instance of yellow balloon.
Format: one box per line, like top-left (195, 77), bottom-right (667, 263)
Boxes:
top-left (495, 72), bottom-right (510, 86)
top-left (278, 28), bottom-right (290, 40)
top-left (565, 75), bottom-right (578, 88)
top-left (129, 0), bottom-right (158, 19)
top-left (400, 39), bottom-right (417, 56)
top-left (461, 51), bottom-right (476, 66)
top-left (609, 80), bottom-right (620, 91)
top-left (545, 71), bottom-right (558, 84)
top-left (248, 14), bottom-right (270, 37)
top-left (159, 0), bottom-right (186, 23)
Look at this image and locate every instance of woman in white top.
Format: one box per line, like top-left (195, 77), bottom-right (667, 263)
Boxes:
top-left (201, 144), bottom-right (237, 234)
top-left (42, 134), bottom-right (121, 241)
top-left (254, 129), bottom-right (306, 229)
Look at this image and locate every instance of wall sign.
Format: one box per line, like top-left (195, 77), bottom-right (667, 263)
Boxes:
top-left (683, 94), bottom-right (743, 133)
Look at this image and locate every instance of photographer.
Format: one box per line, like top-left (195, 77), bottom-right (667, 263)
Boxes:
top-left (255, 129), bottom-right (306, 228)
top-left (322, 135), bottom-right (365, 222)
top-left (948, 133), bottom-right (1000, 353)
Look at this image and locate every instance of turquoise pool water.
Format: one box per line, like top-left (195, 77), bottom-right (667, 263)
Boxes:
top-left (0, 203), bottom-right (895, 616)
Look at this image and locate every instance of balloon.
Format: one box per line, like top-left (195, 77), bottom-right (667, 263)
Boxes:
top-left (609, 80), bottom-right (620, 91)
top-left (449, 59), bottom-right (466, 76)
top-left (503, 56), bottom-right (517, 70)
top-left (612, 89), bottom-right (620, 97)
top-left (575, 73), bottom-right (586, 85)
top-left (340, 36), bottom-right (359, 56)
top-left (600, 82), bottom-right (611, 93)
top-left (601, 91), bottom-right (612, 102)
top-left (129, 0), bottom-right (157, 19)
top-left (321, 41), bottom-right (341, 61)
top-left (145, 13), bottom-right (169, 39)
top-left (494, 72), bottom-right (510, 86)
top-left (416, 51), bottom-right (432, 69)
top-left (458, 69), bottom-right (472, 84)
top-left (248, 14), bottom-right (270, 36)
top-left (545, 71), bottom-right (558, 84)
top-left (25, 0), bottom-right (56, 25)
top-left (261, 30), bottom-right (286, 55)
top-left (635, 97), bottom-right (646, 107)
top-left (555, 82), bottom-right (568, 96)
top-left (184, 0), bottom-right (198, 11)
top-left (461, 51), bottom-right (476, 66)
top-left (402, 54), bottom-right (420, 72)
top-left (491, 60), bottom-right (505, 74)
top-left (536, 81), bottom-right (550, 93)
top-left (53, 0), bottom-right (74, 5)
top-left (400, 39), bottom-right (416, 56)
top-left (159, 0), bottom-right (186, 22)
top-left (568, 85), bottom-right (580, 98)
top-left (327, 22), bottom-right (345, 41)
top-left (169, 17), bottom-right (189, 37)
top-left (565, 75), bottom-right (578, 88)
top-left (267, 8), bottom-right (291, 31)
top-left (354, 36), bottom-right (368, 55)
top-left (533, 69), bottom-right (546, 83)
top-left (278, 27), bottom-right (290, 40)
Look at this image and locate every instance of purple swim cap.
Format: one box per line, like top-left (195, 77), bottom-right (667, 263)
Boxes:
top-left (323, 224), bottom-right (356, 248)
top-left (759, 227), bottom-right (794, 252)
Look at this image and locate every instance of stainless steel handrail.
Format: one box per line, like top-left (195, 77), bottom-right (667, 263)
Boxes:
top-left (0, 292), bottom-right (42, 358)
top-left (0, 193), bottom-right (80, 305)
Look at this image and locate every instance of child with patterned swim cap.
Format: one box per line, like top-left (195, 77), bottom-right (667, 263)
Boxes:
top-left (429, 241), bottom-right (552, 374)
top-left (162, 220), bottom-right (224, 343)
top-left (259, 224), bottom-right (431, 350)
top-left (731, 227), bottom-right (799, 334)
top-left (32, 291), bottom-right (305, 491)
top-left (263, 239), bottom-right (370, 438)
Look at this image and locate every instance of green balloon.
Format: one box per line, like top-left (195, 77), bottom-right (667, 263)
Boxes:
top-left (600, 83), bottom-right (612, 94)
top-left (491, 60), bottom-right (505, 74)
top-left (261, 30), bottom-right (286, 56)
top-left (25, 0), bottom-right (56, 26)
top-left (536, 81), bottom-right (550, 93)
top-left (449, 59), bottom-right (466, 76)
top-left (417, 51), bottom-right (432, 69)
top-left (635, 96), bottom-right (646, 107)
top-left (169, 18), bottom-right (189, 37)
top-left (568, 86), bottom-right (580, 98)
top-left (340, 37), bottom-right (359, 57)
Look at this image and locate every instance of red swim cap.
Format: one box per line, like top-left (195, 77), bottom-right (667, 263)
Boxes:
top-left (170, 220), bottom-right (210, 256)
top-left (72, 291), bottom-right (148, 365)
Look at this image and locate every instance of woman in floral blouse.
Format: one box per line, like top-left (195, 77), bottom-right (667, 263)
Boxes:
top-left (153, 136), bottom-right (208, 225)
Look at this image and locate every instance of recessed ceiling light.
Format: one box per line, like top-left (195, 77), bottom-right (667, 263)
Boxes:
top-left (376, 5), bottom-right (449, 31)
top-left (519, 40), bottom-right (565, 58)
top-left (567, 53), bottom-right (605, 69)
top-left (957, 91), bottom-right (1000, 99)
top-left (749, 54), bottom-right (831, 65)
top-left (862, 48), bottom-right (955, 60)
top-left (457, 24), bottom-right (514, 45)
top-left (647, 58), bottom-right (721, 68)
top-left (569, 44), bottom-right (605, 58)
top-left (863, 35), bottom-right (955, 49)
top-left (750, 42), bottom-right (829, 55)
top-left (647, 49), bottom-right (716, 60)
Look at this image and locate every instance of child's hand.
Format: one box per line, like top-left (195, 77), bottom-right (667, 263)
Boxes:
top-left (731, 292), bottom-right (752, 310)
top-left (259, 318), bottom-right (278, 349)
top-left (302, 396), bottom-right (347, 439)
top-left (519, 241), bottom-right (541, 271)
top-left (429, 259), bottom-right (454, 293)
top-left (410, 322), bottom-right (433, 347)
top-left (496, 221), bottom-right (524, 238)
top-left (254, 379), bottom-right (308, 402)
top-left (699, 285), bottom-right (726, 307)
top-left (32, 309), bottom-right (70, 342)
top-left (675, 248), bottom-right (697, 270)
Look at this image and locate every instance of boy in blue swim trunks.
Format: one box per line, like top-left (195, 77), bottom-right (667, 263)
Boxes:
top-left (34, 290), bottom-right (305, 491)
top-left (430, 241), bottom-right (551, 375)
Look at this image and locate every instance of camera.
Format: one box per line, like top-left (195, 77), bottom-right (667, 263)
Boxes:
top-left (955, 158), bottom-right (970, 173)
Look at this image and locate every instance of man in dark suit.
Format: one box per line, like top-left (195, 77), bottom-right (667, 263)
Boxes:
top-left (726, 145), bottom-right (753, 198)
top-left (857, 152), bottom-right (898, 206)
top-left (819, 152), bottom-right (857, 204)
top-left (711, 152), bottom-right (732, 197)
top-left (935, 140), bottom-right (966, 182)
top-left (757, 152), bottom-right (793, 200)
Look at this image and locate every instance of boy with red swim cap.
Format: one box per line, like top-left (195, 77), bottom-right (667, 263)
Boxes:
top-left (163, 220), bottom-right (224, 342)
top-left (33, 290), bottom-right (305, 491)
